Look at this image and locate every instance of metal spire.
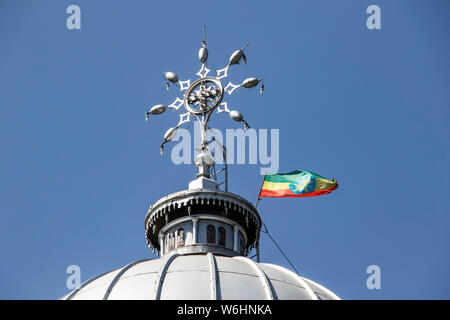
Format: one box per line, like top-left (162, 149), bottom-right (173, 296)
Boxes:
top-left (145, 26), bottom-right (264, 187)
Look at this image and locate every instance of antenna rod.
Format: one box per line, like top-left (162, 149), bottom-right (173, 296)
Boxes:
top-left (203, 25), bottom-right (206, 43)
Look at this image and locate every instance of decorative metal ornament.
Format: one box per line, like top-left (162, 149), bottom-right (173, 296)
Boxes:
top-left (198, 46), bottom-right (208, 64)
top-left (229, 50), bottom-right (244, 65)
top-left (242, 78), bottom-right (261, 88)
top-left (145, 104), bottom-right (167, 121)
top-left (229, 110), bottom-right (250, 131)
top-left (177, 112), bottom-right (191, 127)
top-left (164, 72), bottom-right (179, 91)
top-left (150, 104), bottom-right (167, 115)
top-left (229, 110), bottom-right (243, 122)
top-left (178, 80), bottom-right (191, 92)
top-left (216, 66), bottom-right (229, 80)
top-left (146, 26), bottom-right (264, 155)
top-left (168, 97), bottom-right (184, 111)
top-left (163, 127), bottom-right (177, 142)
top-left (229, 42), bottom-right (249, 65)
top-left (224, 82), bottom-right (241, 95)
top-left (196, 64), bottom-right (211, 78)
top-left (183, 77), bottom-right (224, 115)
top-left (160, 127), bottom-right (178, 154)
top-left (198, 25), bottom-right (208, 64)
top-left (217, 102), bottom-right (230, 114)
top-left (164, 72), bottom-right (179, 83)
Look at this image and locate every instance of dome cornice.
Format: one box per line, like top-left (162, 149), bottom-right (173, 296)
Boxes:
top-left (144, 189), bottom-right (262, 252)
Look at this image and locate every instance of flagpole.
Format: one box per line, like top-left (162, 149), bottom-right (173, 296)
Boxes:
top-left (254, 173), bottom-right (266, 262)
top-left (254, 173), bottom-right (266, 209)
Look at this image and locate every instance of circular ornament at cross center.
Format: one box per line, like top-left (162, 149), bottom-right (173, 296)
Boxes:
top-left (183, 77), bottom-right (224, 115)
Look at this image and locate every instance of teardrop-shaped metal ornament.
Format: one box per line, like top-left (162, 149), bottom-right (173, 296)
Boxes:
top-left (229, 42), bottom-right (249, 65)
top-left (242, 78), bottom-right (260, 88)
top-left (198, 46), bottom-right (208, 64)
top-left (164, 72), bottom-right (179, 83)
top-left (229, 50), bottom-right (243, 65)
top-left (229, 110), bottom-right (243, 122)
top-left (163, 127), bottom-right (178, 142)
top-left (150, 104), bottom-right (167, 115)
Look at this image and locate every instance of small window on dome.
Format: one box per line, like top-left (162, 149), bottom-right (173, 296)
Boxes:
top-left (207, 225), bottom-right (216, 244)
top-left (177, 228), bottom-right (185, 247)
top-left (168, 232), bottom-right (175, 250)
top-left (218, 227), bottom-right (226, 246)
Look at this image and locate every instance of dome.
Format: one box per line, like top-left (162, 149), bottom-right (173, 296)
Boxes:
top-left (59, 32), bottom-right (342, 301)
top-left (59, 188), bottom-right (341, 300)
top-left (61, 253), bottom-right (340, 300)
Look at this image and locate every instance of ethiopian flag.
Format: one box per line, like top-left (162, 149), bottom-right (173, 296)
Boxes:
top-left (258, 170), bottom-right (338, 198)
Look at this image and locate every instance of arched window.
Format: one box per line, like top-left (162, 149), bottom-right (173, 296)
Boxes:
top-left (218, 227), bottom-right (226, 246)
top-left (167, 232), bottom-right (173, 250)
top-left (168, 233), bottom-right (175, 251)
top-left (240, 238), bottom-right (244, 255)
top-left (177, 228), bottom-right (185, 247)
top-left (207, 225), bottom-right (216, 244)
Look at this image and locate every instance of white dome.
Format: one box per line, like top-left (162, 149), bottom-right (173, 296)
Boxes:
top-left (61, 253), bottom-right (340, 300)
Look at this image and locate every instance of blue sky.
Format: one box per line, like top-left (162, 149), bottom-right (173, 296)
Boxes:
top-left (0, 0), bottom-right (449, 299)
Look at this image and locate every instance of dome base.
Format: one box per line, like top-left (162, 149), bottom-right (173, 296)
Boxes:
top-left (61, 253), bottom-right (340, 300)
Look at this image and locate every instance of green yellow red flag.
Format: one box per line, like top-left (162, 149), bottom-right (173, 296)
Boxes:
top-left (258, 170), bottom-right (338, 198)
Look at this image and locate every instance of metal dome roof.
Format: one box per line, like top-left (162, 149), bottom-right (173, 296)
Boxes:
top-left (61, 253), bottom-right (340, 300)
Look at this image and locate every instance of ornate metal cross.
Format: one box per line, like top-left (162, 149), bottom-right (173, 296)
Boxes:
top-left (145, 26), bottom-right (264, 158)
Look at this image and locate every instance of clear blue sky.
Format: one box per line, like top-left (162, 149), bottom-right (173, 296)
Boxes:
top-left (0, 0), bottom-right (449, 299)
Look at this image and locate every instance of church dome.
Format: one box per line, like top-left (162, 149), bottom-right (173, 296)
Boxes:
top-left (61, 253), bottom-right (340, 300)
top-left (59, 187), bottom-right (341, 300)
top-left (60, 30), bottom-right (342, 301)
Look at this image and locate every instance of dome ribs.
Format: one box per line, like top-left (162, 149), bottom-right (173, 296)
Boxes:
top-left (102, 259), bottom-right (152, 300)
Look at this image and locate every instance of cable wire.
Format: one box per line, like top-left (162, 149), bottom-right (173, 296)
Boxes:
top-left (260, 222), bottom-right (300, 276)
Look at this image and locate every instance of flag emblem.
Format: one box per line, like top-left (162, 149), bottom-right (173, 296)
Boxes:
top-left (289, 173), bottom-right (316, 195)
